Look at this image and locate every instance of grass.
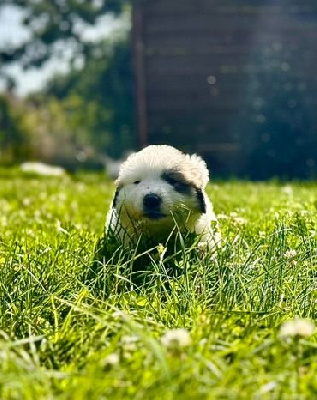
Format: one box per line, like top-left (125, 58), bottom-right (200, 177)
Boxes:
top-left (1, 173), bottom-right (317, 399)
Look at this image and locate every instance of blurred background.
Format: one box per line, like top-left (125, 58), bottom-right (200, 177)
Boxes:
top-left (0, 0), bottom-right (317, 179)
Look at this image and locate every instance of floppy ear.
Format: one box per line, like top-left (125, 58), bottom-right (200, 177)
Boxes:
top-left (196, 188), bottom-right (206, 213)
top-left (112, 187), bottom-right (120, 208)
top-left (189, 154), bottom-right (210, 188)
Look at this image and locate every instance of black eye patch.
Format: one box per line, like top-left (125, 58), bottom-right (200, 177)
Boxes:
top-left (161, 170), bottom-right (192, 194)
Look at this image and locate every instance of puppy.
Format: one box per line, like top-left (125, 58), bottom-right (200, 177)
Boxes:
top-left (106, 145), bottom-right (220, 251)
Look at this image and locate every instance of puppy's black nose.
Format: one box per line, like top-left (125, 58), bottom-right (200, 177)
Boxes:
top-left (143, 193), bottom-right (161, 210)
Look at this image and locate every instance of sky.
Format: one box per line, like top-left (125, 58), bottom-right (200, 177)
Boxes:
top-left (0, 5), bottom-right (128, 96)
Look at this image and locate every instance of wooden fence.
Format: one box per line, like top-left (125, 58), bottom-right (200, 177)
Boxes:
top-left (132, 0), bottom-right (317, 178)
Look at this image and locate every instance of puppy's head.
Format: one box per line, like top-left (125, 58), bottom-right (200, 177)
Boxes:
top-left (113, 145), bottom-right (209, 237)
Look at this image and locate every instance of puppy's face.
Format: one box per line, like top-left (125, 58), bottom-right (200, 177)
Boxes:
top-left (112, 146), bottom-right (208, 240)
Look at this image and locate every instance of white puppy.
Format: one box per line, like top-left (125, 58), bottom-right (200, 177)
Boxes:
top-left (106, 145), bottom-right (220, 251)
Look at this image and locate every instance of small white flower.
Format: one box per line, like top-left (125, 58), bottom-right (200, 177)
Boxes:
top-left (281, 186), bottom-right (293, 196)
top-left (217, 213), bottom-right (228, 220)
top-left (228, 212), bottom-right (247, 225)
top-left (120, 335), bottom-right (139, 351)
top-left (284, 249), bottom-right (297, 259)
top-left (57, 192), bottom-right (67, 201)
top-left (161, 328), bottom-right (191, 348)
top-left (102, 352), bottom-right (119, 366)
top-left (22, 198), bottom-right (31, 207)
top-left (112, 310), bottom-right (125, 319)
top-left (234, 217), bottom-right (247, 225)
top-left (198, 338), bottom-right (208, 346)
top-left (259, 381), bottom-right (277, 394)
top-left (280, 318), bottom-right (315, 339)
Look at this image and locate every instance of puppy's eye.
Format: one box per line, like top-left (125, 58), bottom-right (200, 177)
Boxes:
top-left (173, 181), bottom-right (191, 194)
top-left (133, 180), bottom-right (141, 185)
top-left (162, 171), bottom-right (191, 194)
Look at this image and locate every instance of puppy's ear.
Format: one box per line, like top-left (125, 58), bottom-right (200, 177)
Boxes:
top-left (112, 187), bottom-right (120, 208)
top-left (112, 180), bottom-right (123, 208)
top-left (196, 188), bottom-right (206, 213)
top-left (189, 154), bottom-right (209, 188)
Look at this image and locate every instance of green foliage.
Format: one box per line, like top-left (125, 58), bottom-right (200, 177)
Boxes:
top-left (43, 38), bottom-right (135, 158)
top-left (0, 1), bottom-right (135, 161)
top-left (0, 95), bottom-right (34, 162)
top-left (22, 95), bottom-right (97, 164)
top-left (1, 37), bottom-right (135, 164)
top-left (1, 0), bottom-right (130, 68)
top-left (1, 177), bottom-right (317, 398)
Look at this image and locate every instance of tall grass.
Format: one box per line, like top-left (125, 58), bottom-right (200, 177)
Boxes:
top-left (0, 174), bottom-right (317, 399)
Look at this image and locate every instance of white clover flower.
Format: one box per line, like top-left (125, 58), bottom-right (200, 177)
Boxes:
top-left (258, 381), bottom-right (277, 394)
top-left (280, 318), bottom-right (315, 339)
top-left (217, 213), bottom-right (228, 220)
top-left (234, 217), bottom-right (247, 225)
top-left (281, 186), bottom-right (293, 196)
top-left (102, 352), bottom-right (119, 366)
top-left (198, 338), bottom-right (208, 346)
top-left (22, 198), bottom-right (31, 207)
top-left (112, 310), bottom-right (125, 319)
top-left (228, 212), bottom-right (247, 225)
top-left (284, 249), bottom-right (297, 259)
top-left (120, 335), bottom-right (139, 351)
top-left (161, 328), bottom-right (191, 349)
top-left (57, 192), bottom-right (67, 201)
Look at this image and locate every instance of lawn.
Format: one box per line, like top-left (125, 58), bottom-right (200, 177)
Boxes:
top-left (0, 173), bottom-right (317, 399)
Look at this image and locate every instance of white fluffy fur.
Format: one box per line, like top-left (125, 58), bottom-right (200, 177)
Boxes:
top-left (106, 145), bottom-right (220, 250)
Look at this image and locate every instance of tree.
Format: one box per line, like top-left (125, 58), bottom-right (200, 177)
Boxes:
top-left (0, 0), bottom-right (130, 70)
top-left (42, 37), bottom-right (135, 158)
top-left (0, 0), bottom-right (135, 162)
top-left (23, 95), bottom-right (95, 165)
top-left (0, 94), bottom-right (34, 162)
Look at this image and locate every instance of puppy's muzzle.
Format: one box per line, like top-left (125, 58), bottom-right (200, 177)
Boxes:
top-left (143, 193), bottom-right (164, 219)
